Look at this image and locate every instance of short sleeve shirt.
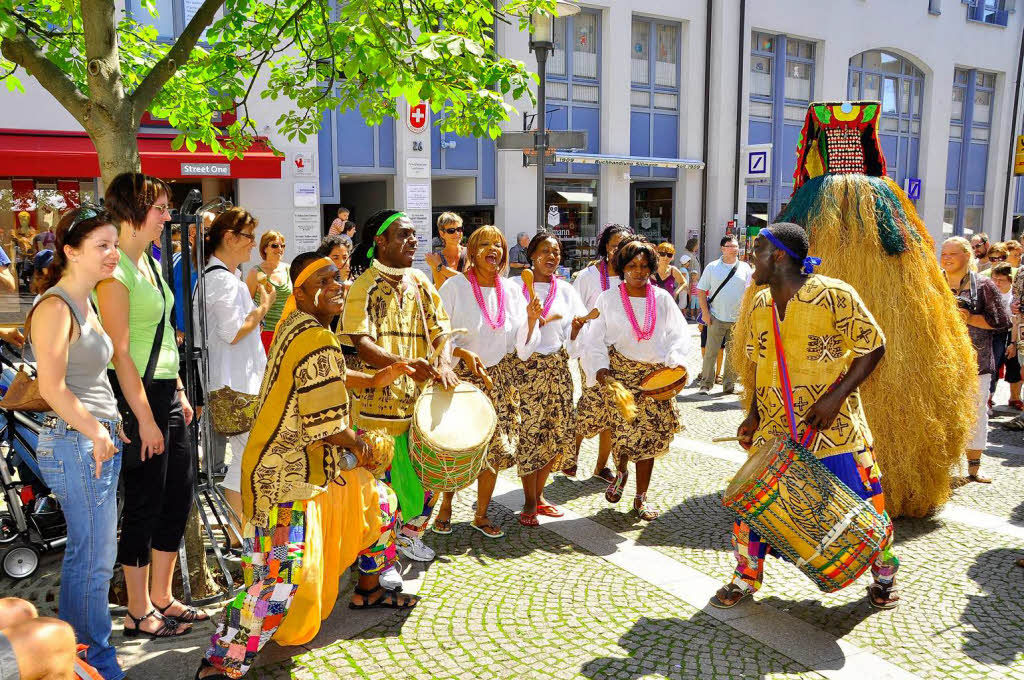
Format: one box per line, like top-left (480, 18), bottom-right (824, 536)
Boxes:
top-left (102, 249), bottom-right (180, 379)
top-left (696, 258), bottom-right (752, 322)
top-left (745, 275), bottom-right (885, 459)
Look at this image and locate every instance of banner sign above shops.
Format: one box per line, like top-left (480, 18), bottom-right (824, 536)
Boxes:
top-left (181, 162), bottom-right (231, 176)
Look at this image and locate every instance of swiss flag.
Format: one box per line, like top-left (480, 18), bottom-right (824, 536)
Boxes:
top-left (408, 101), bottom-right (428, 133)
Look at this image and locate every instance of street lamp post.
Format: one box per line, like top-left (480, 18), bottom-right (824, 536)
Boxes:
top-left (530, 2), bottom-right (580, 232)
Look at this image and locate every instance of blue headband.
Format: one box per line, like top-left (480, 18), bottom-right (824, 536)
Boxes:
top-left (759, 228), bottom-right (821, 275)
top-left (366, 212), bottom-right (407, 260)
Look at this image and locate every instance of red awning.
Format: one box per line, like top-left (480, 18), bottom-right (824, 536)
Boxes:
top-left (0, 129), bottom-right (284, 179)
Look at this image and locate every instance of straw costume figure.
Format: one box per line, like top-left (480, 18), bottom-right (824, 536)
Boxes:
top-left (731, 101), bottom-right (976, 518)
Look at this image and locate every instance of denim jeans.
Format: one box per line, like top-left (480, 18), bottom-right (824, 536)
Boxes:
top-left (35, 418), bottom-right (124, 680)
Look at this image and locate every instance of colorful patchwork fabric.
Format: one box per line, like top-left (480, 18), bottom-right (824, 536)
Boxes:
top-left (204, 501), bottom-right (307, 678)
top-left (792, 100), bottom-right (887, 191)
top-left (357, 480), bottom-right (399, 575)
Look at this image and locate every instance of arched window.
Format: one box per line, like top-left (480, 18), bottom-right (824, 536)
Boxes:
top-left (847, 50), bottom-right (924, 190)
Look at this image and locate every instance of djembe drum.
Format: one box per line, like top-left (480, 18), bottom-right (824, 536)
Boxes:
top-left (722, 435), bottom-right (892, 593)
top-left (409, 382), bottom-right (496, 492)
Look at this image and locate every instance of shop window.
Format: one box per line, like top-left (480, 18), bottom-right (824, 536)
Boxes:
top-left (545, 178), bottom-right (598, 272)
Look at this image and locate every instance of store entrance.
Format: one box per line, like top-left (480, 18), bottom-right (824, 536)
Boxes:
top-left (630, 183), bottom-right (673, 244)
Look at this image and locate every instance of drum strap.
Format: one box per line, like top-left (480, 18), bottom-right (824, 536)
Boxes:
top-left (771, 304), bottom-right (816, 448)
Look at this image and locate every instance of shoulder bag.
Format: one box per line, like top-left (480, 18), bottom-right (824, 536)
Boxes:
top-left (695, 263), bottom-right (739, 326)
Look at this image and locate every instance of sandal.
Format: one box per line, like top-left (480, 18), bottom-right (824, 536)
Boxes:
top-left (123, 608), bottom-right (191, 638)
top-left (518, 511), bottom-right (540, 527)
top-left (966, 459), bottom-right (992, 484)
top-left (605, 470), bottom-right (629, 503)
top-left (195, 659), bottom-right (231, 680)
top-left (536, 503), bottom-right (564, 518)
top-left (155, 598), bottom-right (210, 623)
top-left (1010, 399), bottom-right (1024, 411)
top-left (632, 494), bottom-right (660, 521)
top-left (593, 467), bottom-right (616, 484)
top-left (348, 585), bottom-right (419, 610)
top-left (709, 583), bottom-right (751, 609)
top-left (431, 518), bottom-right (453, 535)
top-left (561, 463), bottom-right (578, 478)
top-left (867, 582), bottom-right (900, 610)
top-left (471, 516), bottom-right (505, 539)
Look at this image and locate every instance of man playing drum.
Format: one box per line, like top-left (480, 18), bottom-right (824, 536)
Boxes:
top-left (342, 209), bottom-right (462, 580)
top-left (711, 223), bottom-right (900, 610)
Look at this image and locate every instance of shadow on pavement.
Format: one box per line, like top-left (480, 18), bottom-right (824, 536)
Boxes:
top-left (634, 491), bottom-right (736, 554)
top-left (961, 547), bottom-right (1024, 666)
top-left (579, 615), bottom-right (838, 679)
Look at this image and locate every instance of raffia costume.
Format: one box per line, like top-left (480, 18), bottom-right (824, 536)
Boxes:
top-left (731, 101), bottom-right (976, 517)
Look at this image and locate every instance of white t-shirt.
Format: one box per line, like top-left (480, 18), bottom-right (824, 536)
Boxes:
top-left (439, 273), bottom-right (535, 368)
top-left (510, 276), bottom-right (588, 359)
top-left (696, 258), bottom-right (753, 323)
top-left (581, 285), bottom-right (691, 387)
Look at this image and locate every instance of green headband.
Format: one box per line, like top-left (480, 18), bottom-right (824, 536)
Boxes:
top-left (366, 212), bottom-right (407, 260)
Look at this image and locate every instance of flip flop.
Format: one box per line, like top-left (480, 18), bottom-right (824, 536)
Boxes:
top-left (471, 518), bottom-right (505, 539)
top-left (536, 503), bottom-right (564, 518)
top-left (431, 518), bottom-right (453, 535)
top-left (518, 511), bottom-right (540, 527)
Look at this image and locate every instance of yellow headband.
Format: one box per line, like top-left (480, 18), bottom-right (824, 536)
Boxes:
top-left (274, 257), bottom-right (335, 336)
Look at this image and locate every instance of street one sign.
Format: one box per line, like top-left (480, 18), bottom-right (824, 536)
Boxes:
top-left (180, 162), bottom-right (230, 176)
top-left (743, 144), bottom-right (771, 183)
top-left (407, 100), bottom-right (428, 133)
top-left (907, 177), bottom-right (922, 200)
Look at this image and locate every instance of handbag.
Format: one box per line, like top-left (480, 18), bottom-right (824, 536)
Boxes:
top-left (115, 253), bottom-right (168, 470)
top-left (5, 293), bottom-right (83, 413)
top-left (695, 263), bottom-right (738, 326)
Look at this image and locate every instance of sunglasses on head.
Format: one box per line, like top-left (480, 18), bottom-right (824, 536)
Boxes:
top-left (68, 205), bottom-right (100, 236)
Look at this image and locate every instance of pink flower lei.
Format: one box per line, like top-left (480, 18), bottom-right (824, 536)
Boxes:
top-left (619, 282), bottom-right (656, 342)
top-left (522, 276), bottom-right (558, 317)
top-left (468, 268), bottom-right (506, 330)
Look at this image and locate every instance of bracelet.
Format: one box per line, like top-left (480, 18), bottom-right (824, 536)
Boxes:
top-left (175, 387), bottom-right (185, 393)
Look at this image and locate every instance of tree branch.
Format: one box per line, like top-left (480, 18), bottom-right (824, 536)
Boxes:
top-left (131, 0), bottom-right (227, 122)
top-left (0, 30), bottom-right (89, 123)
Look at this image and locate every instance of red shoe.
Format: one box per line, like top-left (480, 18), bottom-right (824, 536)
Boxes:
top-left (1009, 399), bottom-right (1024, 411)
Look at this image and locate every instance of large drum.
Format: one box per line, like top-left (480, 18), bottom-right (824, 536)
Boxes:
top-left (723, 436), bottom-right (892, 593)
top-left (409, 382), bottom-right (496, 492)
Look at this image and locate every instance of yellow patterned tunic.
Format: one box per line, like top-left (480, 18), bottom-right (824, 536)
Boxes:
top-left (241, 310), bottom-right (352, 527)
top-left (745, 275), bottom-right (885, 459)
top-left (341, 267), bottom-right (450, 436)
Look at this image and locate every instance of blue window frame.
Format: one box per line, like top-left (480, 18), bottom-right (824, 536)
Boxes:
top-left (945, 68), bottom-right (995, 236)
top-left (848, 50), bottom-right (923, 194)
top-left (125, 0), bottom-right (221, 41)
top-left (746, 32), bottom-right (815, 222)
top-left (965, 0), bottom-right (1011, 26)
top-left (545, 9), bottom-right (601, 177)
top-left (629, 17), bottom-right (681, 179)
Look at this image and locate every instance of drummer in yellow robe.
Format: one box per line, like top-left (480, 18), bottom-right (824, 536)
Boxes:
top-left (342, 209), bottom-right (464, 578)
top-left (710, 223), bottom-right (900, 611)
top-left (197, 253), bottom-right (418, 680)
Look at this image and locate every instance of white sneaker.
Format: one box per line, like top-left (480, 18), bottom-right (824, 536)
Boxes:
top-left (379, 564), bottom-right (403, 591)
top-left (395, 535), bottom-right (436, 562)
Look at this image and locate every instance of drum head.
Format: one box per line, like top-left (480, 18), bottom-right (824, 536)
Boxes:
top-left (640, 366), bottom-right (688, 391)
top-left (723, 437), bottom-right (783, 502)
top-left (413, 382), bottom-right (497, 451)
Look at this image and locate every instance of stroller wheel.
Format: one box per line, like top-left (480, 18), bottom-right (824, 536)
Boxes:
top-left (2, 541), bottom-right (39, 580)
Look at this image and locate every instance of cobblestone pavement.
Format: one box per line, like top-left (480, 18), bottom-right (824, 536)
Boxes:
top-left (3, 323), bottom-right (1023, 679)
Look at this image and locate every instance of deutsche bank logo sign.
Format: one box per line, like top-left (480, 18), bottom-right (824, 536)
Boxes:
top-left (907, 177), bottom-right (922, 201)
top-left (743, 144), bottom-right (771, 184)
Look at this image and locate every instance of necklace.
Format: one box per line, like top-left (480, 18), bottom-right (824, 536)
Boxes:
top-left (468, 268), bottom-right (505, 329)
top-left (371, 259), bottom-right (411, 278)
top-left (522, 276), bottom-right (558, 317)
top-left (598, 260), bottom-right (610, 291)
top-left (619, 282), bottom-right (656, 342)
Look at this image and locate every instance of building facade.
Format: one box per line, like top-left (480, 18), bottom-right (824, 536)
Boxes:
top-left (2, 0), bottom-right (1023, 270)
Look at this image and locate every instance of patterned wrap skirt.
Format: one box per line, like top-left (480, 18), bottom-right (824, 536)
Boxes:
top-left (455, 353), bottom-right (520, 472)
top-left (516, 349), bottom-right (576, 476)
top-left (606, 347), bottom-right (683, 463)
top-left (576, 377), bottom-right (617, 439)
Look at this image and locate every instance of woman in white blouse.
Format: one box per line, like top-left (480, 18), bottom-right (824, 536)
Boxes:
top-left (582, 237), bottom-right (690, 521)
top-left (510, 233), bottom-right (589, 525)
top-left (196, 208), bottom-right (275, 526)
top-left (435, 226), bottom-right (542, 538)
top-left (569, 224), bottom-right (633, 483)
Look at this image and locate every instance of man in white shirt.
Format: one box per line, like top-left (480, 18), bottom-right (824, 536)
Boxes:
top-left (696, 236), bottom-right (752, 395)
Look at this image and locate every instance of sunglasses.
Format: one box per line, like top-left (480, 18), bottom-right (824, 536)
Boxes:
top-left (989, 255), bottom-right (1007, 262)
top-left (234, 231), bottom-right (256, 242)
top-left (68, 205), bottom-right (100, 236)
top-left (442, 227), bottom-right (464, 235)
top-left (149, 203), bottom-right (172, 215)
top-left (657, 252), bottom-right (673, 257)
top-left (268, 243), bottom-right (286, 250)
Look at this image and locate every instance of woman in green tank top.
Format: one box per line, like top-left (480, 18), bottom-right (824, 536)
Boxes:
top-left (245, 230), bottom-right (291, 353)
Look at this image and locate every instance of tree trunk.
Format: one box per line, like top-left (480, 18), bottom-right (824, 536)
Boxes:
top-left (88, 114), bottom-right (143, 186)
top-left (181, 504), bottom-right (221, 601)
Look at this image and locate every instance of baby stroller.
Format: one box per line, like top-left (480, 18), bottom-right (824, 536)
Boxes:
top-left (0, 341), bottom-right (67, 579)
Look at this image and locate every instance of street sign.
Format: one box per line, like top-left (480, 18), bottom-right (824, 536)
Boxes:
top-left (407, 100), bottom-right (428, 133)
top-left (1015, 135), bottom-right (1024, 175)
top-left (907, 177), bottom-right (922, 201)
top-left (743, 144), bottom-right (771, 183)
top-left (181, 162), bottom-right (230, 176)
top-left (495, 130), bottom-right (587, 150)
